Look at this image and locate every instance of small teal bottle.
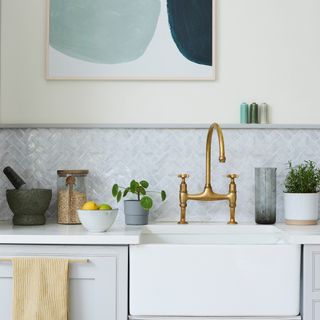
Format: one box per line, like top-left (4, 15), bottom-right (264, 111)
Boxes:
top-left (240, 103), bottom-right (249, 123)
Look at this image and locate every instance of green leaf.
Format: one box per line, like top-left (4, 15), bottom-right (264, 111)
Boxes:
top-left (284, 160), bottom-right (320, 193)
top-left (130, 180), bottom-right (138, 193)
top-left (140, 180), bottom-right (149, 189)
top-left (140, 196), bottom-right (153, 210)
top-left (112, 184), bottom-right (119, 197)
top-left (161, 190), bottom-right (166, 201)
top-left (139, 186), bottom-right (146, 195)
top-left (116, 190), bottom-right (122, 202)
top-left (123, 187), bottom-right (130, 197)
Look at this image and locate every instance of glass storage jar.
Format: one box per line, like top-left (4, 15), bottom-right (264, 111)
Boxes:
top-left (57, 170), bottom-right (89, 224)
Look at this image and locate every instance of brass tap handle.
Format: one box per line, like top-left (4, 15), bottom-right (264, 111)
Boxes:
top-left (227, 174), bottom-right (239, 181)
top-left (178, 173), bottom-right (189, 224)
top-left (178, 173), bottom-right (190, 180)
top-left (226, 174), bottom-right (238, 225)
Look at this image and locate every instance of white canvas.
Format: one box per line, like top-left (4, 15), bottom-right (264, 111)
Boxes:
top-left (46, 0), bottom-right (215, 80)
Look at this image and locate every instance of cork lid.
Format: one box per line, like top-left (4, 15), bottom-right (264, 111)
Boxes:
top-left (57, 170), bottom-right (89, 177)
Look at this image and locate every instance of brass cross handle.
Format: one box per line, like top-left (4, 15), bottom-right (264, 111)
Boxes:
top-left (227, 173), bottom-right (239, 181)
top-left (226, 174), bottom-right (239, 193)
top-left (227, 174), bottom-right (239, 178)
top-left (178, 173), bottom-right (190, 180)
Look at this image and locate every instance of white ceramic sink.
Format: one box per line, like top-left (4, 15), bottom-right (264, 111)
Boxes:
top-left (130, 223), bottom-right (301, 317)
top-left (140, 224), bottom-right (286, 244)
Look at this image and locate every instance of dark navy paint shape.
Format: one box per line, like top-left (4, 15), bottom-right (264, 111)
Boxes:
top-left (167, 0), bottom-right (212, 66)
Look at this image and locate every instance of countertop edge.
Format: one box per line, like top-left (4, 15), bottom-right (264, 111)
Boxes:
top-left (0, 222), bottom-right (319, 245)
top-left (0, 236), bottom-right (141, 245)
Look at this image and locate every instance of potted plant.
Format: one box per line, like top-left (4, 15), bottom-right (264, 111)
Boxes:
top-left (112, 179), bottom-right (166, 225)
top-left (284, 161), bottom-right (320, 225)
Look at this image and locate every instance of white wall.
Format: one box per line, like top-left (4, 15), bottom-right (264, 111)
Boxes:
top-left (1, 0), bottom-right (320, 124)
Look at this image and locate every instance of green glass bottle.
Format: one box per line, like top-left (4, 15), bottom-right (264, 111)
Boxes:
top-left (250, 103), bottom-right (259, 123)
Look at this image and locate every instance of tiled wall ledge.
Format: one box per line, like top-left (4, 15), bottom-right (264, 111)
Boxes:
top-left (0, 124), bottom-right (320, 129)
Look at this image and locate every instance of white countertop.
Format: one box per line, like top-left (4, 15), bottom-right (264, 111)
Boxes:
top-left (0, 221), bottom-right (141, 245)
top-left (277, 223), bottom-right (320, 244)
top-left (1, 221), bottom-right (320, 245)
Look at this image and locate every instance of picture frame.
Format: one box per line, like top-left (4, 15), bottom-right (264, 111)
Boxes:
top-left (46, 0), bottom-right (215, 80)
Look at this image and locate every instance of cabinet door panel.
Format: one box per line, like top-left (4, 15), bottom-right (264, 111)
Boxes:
top-left (312, 252), bottom-right (320, 290)
top-left (0, 276), bottom-right (12, 320)
top-left (69, 256), bottom-right (117, 319)
top-left (0, 245), bottom-right (127, 320)
top-left (313, 300), bottom-right (320, 319)
top-left (303, 245), bottom-right (320, 320)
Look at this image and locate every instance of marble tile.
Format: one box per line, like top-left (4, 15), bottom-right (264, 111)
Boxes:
top-left (0, 128), bottom-right (319, 224)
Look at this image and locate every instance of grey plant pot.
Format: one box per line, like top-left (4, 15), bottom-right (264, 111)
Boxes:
top-left (124, 200), bottom-right (149, 225)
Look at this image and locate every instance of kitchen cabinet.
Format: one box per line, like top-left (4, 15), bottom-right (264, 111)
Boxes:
top-left (303, 244), bottom-right (320, 320)
top-left (0, 245), bottom-right (128, 320)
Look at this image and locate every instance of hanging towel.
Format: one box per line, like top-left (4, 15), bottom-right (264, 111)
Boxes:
top-left (12, 257), bottom-right (69, 320)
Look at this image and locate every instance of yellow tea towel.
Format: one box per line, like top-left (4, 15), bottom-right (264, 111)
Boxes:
top-left (12, 257), bottom-right (69, 320)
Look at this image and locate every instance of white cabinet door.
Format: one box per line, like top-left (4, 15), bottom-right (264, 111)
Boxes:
top-left (0, 245), bottom-right (128, 320)
top-left (303, 245), bottom-right (320, 320)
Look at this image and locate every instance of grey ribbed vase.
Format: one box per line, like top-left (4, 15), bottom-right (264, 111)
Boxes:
top-left (124, 200), bottom-right (149, 225)
top-left (255, 168), bottom-right (277, 224)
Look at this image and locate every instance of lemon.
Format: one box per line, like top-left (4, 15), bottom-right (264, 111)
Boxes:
top-left (99, 204), bottom-right (112, 210)
top-left (81, 201), bottom-right (99, 210)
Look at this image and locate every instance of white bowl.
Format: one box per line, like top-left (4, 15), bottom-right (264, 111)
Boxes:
top-left (77, 209), bottom-right (118, 233)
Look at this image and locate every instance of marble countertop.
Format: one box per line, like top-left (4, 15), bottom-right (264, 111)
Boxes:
top-left (0, 221), bottom-right (320, 245)
top-left (277, 223), bottom-right (320, 244)
top-left (0, 221), bottom-right (141, 245)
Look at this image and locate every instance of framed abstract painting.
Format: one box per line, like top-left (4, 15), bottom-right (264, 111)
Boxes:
top-left (46, 0), bottom-right (215, 80)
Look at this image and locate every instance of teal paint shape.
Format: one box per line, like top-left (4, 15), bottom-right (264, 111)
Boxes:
top-left (167, 0), bottom-right (212, 66)
top-left (50, 0), bottom-right (161, 64)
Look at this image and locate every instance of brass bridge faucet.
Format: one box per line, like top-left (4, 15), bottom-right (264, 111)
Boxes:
top-left (178, 123), bottom-right (238, 224)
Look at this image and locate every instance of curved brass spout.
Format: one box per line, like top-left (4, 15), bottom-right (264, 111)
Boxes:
top-left (178, 123), bottom-right (238, 225)
top-left (205, 123), bottom-right (226, 188)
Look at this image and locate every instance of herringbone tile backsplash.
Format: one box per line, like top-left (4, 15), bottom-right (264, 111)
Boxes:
top-left (0, 128), bottom-right (319, 224)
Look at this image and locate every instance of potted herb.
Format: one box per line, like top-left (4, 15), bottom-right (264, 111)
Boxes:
top-left (112, 179), bottom-right (166, 225)
top-left (284, 161), bottom-right (320, 225)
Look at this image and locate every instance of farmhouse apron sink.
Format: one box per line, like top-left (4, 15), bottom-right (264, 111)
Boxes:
top-left (130, 224), bottom-right (300, 317)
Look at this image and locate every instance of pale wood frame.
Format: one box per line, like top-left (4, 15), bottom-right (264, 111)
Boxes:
top-left (45, 0), bottom-right (216, 81)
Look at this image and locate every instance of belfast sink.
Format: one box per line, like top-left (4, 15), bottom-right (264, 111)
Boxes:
top-left (139, 224), bottom-right (287, 245)
top-left (130, 224), bottom-right (301, 317)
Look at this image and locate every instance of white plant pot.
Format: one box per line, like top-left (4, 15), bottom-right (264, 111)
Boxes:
top-left (284, 192), bottom-right (319, 225)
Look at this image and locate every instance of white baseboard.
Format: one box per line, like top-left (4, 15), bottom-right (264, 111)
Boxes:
top-left (129, 316), bottom-right (301, 320)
